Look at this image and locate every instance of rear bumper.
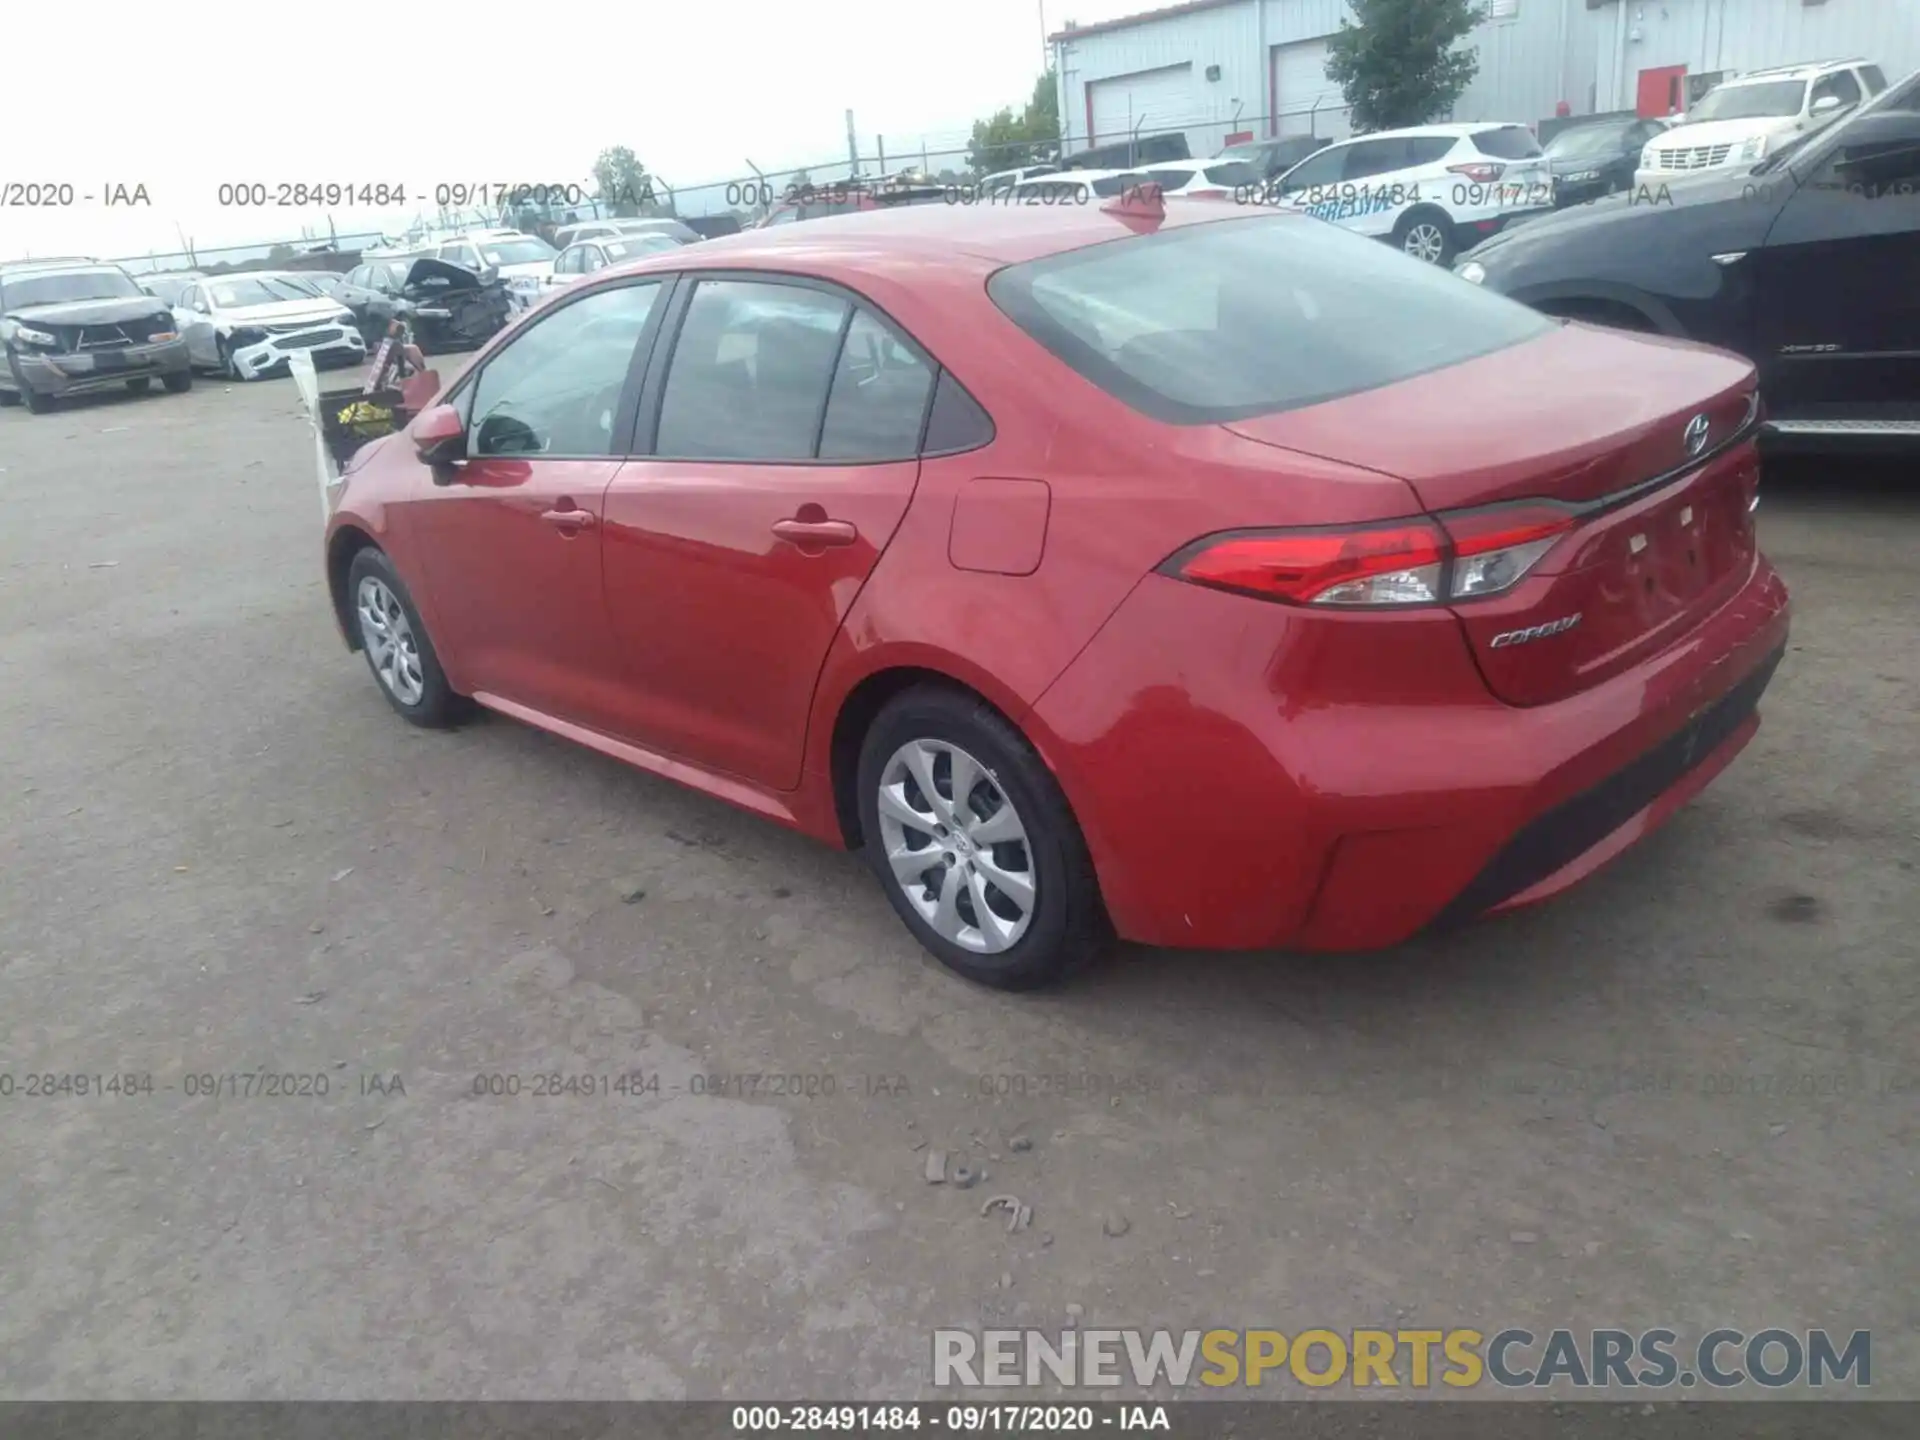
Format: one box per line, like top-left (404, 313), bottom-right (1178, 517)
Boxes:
top-left (10, 336), bottom-right (190, 394)
top-left (1030, 551), bottom-right (1790, 952)
top-left (1427, 640), bottom-right (1783, 928)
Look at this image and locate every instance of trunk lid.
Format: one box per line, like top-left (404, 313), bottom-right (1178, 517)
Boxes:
top-left (1224, 323), bottom-right (1763, 705)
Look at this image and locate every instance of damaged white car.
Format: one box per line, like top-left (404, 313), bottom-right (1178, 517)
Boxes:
top-left (431, 231), bottom-right (558, 313)
top-left (175, 274), bottom-right (366, 380)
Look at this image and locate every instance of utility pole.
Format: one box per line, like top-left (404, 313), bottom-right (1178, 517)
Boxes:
top-left (846, 109), bottom-right (860, 179)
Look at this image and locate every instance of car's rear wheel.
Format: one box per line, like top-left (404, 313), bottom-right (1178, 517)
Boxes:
top-left (163, 370), bottom-right (192, 393)
top-left (856, 686), bottom-right (1109, 990)
top-left (1393, 208), bottom-right (1456, 265)
top-left (125, 377), bottom-right (151, 395)
top-left (346, 548), bottom-right (461, 727)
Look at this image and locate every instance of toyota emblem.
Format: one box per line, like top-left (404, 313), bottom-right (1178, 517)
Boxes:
top-left (1684, 414), bottom-right (1711, 457)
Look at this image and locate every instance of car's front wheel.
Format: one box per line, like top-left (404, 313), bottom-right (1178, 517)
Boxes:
top-left (346, 548), bottom-right (462, 727)
top-left (7, 354), bottom-right (51, 413)
top-left (856, 686), bottom-right (1109, 989)
top-left (163, 369), bottom-right (193, 393)
top-left (1393, 208), bottom-right (1456, 265)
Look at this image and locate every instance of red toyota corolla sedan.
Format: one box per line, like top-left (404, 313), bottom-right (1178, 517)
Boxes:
top-left (322, 193), bottom-right (1789, 989)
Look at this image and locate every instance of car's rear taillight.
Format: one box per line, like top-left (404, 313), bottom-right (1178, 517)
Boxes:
top-left (1436, 502), bottom-right (1578, 599)
top-left (1166, 523), bottom-right (1446, 606)
top-left (1448, 162), bottom-right (1507, 184)
top-left (1164, 504), bottom-right (1577, 609)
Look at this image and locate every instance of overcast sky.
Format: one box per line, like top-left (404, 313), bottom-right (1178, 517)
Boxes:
top-left (2, 0), bottom-right (1146, 263)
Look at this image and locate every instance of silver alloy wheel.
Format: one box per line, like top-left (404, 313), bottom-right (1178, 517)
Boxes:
top-left (876, 738), bottom-right (1036, 955)
top-left (1404, 221), bottom-right (1447, 263)
top-left (356, 575), bottom-right (425, 706)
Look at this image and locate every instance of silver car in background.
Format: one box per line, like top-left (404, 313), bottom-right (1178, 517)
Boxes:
top-left (541, 232), bottom-right (684, 294)
top-left (173, 274), bottom-right (365, 380)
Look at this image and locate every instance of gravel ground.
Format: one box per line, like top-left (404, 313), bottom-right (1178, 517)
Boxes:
top-left (1, 372), bottom-right (1915, 1402)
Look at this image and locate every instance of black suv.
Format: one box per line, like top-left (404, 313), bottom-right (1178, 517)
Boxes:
top-left (1457, 69), bottom-right (1920, 453)
top-left (0, 258), bottom-right (192, 413)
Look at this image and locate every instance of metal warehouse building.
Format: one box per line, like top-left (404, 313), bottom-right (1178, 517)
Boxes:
top-left (1051, 0), bottom-right (1920, 157)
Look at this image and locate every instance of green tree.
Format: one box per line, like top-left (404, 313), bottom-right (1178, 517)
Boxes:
top-left (966, 69), bottom-right (1060, 175)
top-left (1024, 68), bottom-right (1060, 147)
top-left (1325, 0), bottom-right (1481, 132)
top-left (593, 145), bottom-right (657, 217)
top-left (266, 243), bottom-right (295, 262)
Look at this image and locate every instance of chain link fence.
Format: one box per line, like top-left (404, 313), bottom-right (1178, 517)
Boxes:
top-left (102, 105), bottom-right (1387, 274)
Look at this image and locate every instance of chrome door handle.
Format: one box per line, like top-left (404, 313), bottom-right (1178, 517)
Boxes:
top-left (541, 508), bottom-right (596, 531)
top-left (771, 518), bottom-right (857, 547)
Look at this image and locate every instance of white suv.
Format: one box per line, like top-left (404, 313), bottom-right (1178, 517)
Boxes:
top-left (1636, 59), bottom-right (1889, 186)
top-left (1268, 122), bottom-right (1555, 264)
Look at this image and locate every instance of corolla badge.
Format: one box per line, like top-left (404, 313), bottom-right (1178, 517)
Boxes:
top-left (1489, 614), bottom-right (1582, 648)
top-left (1683, 413), bottom-right (1711, 456)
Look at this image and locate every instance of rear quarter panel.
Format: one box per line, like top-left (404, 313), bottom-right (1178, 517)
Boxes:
top-left (797, 252), bottom-right (1425, 853)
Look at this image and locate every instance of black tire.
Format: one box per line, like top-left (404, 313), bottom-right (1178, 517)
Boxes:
top-left (163, 369), bottom-right (193, 394)
top-left (1392, 207), bottom-right (1457, 266)
top-left (218, 337), bottom-right (242, 381)
top-left (856, 685), bottom-right (1110, 990)
top-left (125, 376), bottom-right (152, 395)
top-left (0, 384), bottom-right (17, 406)
top-left (344, 547), bottom-right (464, 728)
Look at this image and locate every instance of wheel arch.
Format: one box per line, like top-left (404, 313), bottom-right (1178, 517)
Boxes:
top-left (327, 523), bottom-right (380, 652)
top-left (822, 655), bottom-right (1066, 853)
top-left (1514, 281), bottom-right (1682, 336)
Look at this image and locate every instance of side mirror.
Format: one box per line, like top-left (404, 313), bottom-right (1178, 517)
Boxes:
top-left (1812, 95), bottom-right (1844, 116)
top-left (413, 403), bottom-right (467, 478)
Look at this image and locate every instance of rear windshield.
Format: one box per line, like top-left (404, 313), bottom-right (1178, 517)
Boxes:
top-left (1472, 125), bottom-right (1544, 159)
top-left (987, 214), bottom-right (1553, 424)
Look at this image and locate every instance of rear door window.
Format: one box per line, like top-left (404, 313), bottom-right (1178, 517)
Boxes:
top-left (988, 214), bottom-right (1552, 425)
top-left (1341, 138), bottom-right (1409, 180)
top-left (1472, 126), bottom-right (1544, 159)
top-left (1405, 136), bottom-right (1460, 165)
top-left (1278, 145), bottom-right (1348, 191)
top-left (654, 279), bottom-right (851, 460)
top-left (817, 309), bottom-right (936, 461)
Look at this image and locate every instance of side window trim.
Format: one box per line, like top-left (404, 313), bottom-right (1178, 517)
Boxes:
top-left (633, 269), bottom-right (965, 466)
top-left (448, 274), bottom-right (678, 462)
top-left (807, 304), bottom-right (859, 458)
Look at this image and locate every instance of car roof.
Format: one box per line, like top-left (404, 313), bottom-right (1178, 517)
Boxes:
top-left (1017, 168), bottom-right (1128, 183)
top-left (1731, 59), bottom-right (1865, 82)
top-left (596, 194), bottom-right (1284, 280)
top-left (1, 256), bottom-right (107, 274)
top-left (1322, 122), bottom-right (1512, 142)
